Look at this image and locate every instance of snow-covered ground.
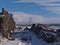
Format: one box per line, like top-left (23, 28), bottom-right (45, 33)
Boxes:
top-left (0, 29), bottom-right (60, 45)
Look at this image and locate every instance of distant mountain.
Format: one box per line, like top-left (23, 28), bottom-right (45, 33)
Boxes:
top-left (12, 12), bottom-right (44, 24)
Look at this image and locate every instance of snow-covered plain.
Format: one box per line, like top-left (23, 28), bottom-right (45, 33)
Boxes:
top-left (0, 27), bottom-right (60, 45)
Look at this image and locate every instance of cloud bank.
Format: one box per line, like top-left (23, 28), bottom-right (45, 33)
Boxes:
top-left (12, 12), bottom-right (60, 24)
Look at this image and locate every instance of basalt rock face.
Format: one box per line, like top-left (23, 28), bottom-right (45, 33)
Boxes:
top-left (0, 8), bottom-right (16, 39)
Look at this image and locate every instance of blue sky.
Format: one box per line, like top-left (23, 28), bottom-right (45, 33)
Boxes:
top-left (0, 0), bottom-right (60, 24)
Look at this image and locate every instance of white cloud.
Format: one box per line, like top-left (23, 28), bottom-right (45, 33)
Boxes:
top-left (12, 12), bottom-right (60, 24)
top-left (13, 0), bottom-right (59, 3)
top-left (9, 0), bottom-right (60, 24)
top-left (12, 0), bottom-right (60, 14)
top-left (13, 0), bottom-right (60, 6)
top-left (43, 7), bottom-right (60, 14)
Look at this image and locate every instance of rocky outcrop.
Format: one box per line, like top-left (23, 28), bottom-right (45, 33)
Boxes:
top-left (0, 8), bottom-right (15, 40)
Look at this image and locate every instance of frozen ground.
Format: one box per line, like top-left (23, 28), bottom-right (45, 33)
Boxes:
top-left (0, 29), bottom-right (60, 45)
